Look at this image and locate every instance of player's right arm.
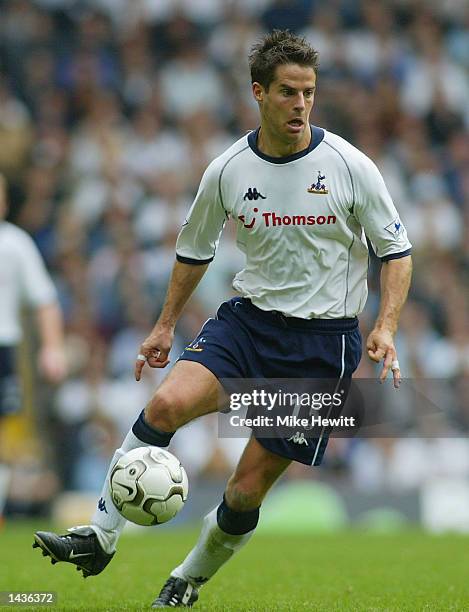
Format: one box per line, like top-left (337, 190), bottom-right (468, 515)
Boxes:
top-left (135, 159), bottom-right (227, 381)
top-left (36, 302), bottom-right (67, 384)
top-left (16, 226), bottom-right (67, 383)
top-left (135, 261), bottom-right (209, 380)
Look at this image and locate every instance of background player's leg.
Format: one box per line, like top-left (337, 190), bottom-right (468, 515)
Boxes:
top-left (0, 460), bottom-right (11, 523)
top-left (91, 360), bottom-right (225, 553)
top-left (171, 437), bottom-right (290, 587)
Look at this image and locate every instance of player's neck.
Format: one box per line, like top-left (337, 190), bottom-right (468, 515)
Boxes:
top-left (257, 124), bottom-right (311, 158)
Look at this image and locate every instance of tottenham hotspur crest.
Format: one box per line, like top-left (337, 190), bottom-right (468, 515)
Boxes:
top-left (307, 171), bottom-right (328, 195)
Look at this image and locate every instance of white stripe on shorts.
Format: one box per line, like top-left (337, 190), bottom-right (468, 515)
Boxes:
top-left (311, 333), bottom-right (346, 465)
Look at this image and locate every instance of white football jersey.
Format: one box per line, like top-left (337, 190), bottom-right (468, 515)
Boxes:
top-left (176, 126), bottom-right (411, 319)
top-left (0, 222), bottom-right (57, 344)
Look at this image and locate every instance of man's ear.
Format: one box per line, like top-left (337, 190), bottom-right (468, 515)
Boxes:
top-left (252, 82), bottom-right (264, 103)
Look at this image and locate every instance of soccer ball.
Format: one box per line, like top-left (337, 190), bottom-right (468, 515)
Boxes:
top-left (109, 447), bottom-right (188, 526)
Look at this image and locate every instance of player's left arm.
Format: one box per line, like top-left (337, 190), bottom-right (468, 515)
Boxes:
top-left (367, 255), bottom-right (412, 387)
top-left (351, 153), bottom-right (413, 387)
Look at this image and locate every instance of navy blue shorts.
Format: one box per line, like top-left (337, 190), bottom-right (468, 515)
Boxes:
top-left (0, 346), bottom-right (22, 417)
top-left (178, 297), bottom-right (362, 465)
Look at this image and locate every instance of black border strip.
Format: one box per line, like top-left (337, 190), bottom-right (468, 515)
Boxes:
top-left (343, 229), bottom-right (355, 318)
top-left (381, 248), bottom-right (412, 262)
top-left (322, 139), bottom-right (355, 210)
top-left (321, 140), bottom-right (357, 316)
top-left (247, 125), bottom-right (324, 164)
top-left (176, 254), bottom-right (214, 265)
top-left (218, 145), bottom-right (250, 217)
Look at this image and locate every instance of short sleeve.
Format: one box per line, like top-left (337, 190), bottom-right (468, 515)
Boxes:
top-left (352, 156), bottom-right (412, 261)
top-left (175, 159), bottom-right (227, 264)
top-left (17, 231), bottom-right (57, 306)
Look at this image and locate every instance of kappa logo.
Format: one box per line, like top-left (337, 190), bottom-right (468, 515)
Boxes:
top-left (287, 431), bottom-right (309, 446)
top-left (98, 497), bottom-right (108, 514)
top-left (307, 171), bottom-right (329, 194)
top-left (384, 217), bottom-right (404, 238)
top-left (243, 187), bottom-right (266, 201)
top-left (186, 336), bottom-right (206, 352)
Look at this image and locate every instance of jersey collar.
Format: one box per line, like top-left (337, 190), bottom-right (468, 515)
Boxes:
top-left (247, 125), bottom-right (324, 164)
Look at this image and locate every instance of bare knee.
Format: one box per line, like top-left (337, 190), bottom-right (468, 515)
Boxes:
top-left (144, 389), bottom-right (187, 432)
top-left (225, 472), bottom-right (269, 511)
top-left (225, 441), bottom-right (290, 511)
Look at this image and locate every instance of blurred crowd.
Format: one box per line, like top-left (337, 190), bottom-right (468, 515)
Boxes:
top-left (1, 0), bottom-right (468, 509)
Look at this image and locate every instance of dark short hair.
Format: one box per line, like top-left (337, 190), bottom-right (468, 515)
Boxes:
top-left (249, 30), bottom-right (319, 91)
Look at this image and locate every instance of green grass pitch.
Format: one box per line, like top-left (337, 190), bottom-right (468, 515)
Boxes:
top-left (1, 522), bottom-right (469, 611)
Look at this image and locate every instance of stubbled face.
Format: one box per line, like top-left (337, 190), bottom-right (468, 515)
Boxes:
top-left (253, 63), bottom-right (316, 149)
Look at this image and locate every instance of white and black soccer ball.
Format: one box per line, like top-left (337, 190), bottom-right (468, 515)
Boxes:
top-left (109, 447), bottom-right (188, 526)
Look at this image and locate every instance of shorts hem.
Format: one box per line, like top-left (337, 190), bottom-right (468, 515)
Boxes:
top-left (255, 436), bottom-right (317, 466)
top-left (177, 354), bottom-right (239, 402)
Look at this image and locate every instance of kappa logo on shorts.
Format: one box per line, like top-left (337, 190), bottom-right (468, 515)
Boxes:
top-left (307, 171), bottom-right (329, 194)
top-left (287, 431), bottom-right (309, 446)
top-left (185, 337), bottom-right (206, 352)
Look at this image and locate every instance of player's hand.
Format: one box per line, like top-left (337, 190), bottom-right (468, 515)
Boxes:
top-left (366, 328), bottom-right (401, 388)
top-left (38, 345), bottom-right (67, 384)
top-left (135, 326), bottom-right (174, 381)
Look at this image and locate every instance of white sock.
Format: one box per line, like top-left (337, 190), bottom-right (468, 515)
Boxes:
top-left (172, 507), bottom-right (255, 587)
top-left (90, 430), bottom-right (153, 553)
